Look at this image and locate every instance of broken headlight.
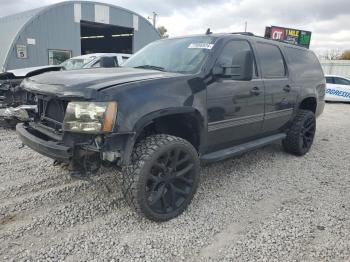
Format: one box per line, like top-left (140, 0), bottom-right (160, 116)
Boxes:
top-left (63, 101), bottom-right (117, 133)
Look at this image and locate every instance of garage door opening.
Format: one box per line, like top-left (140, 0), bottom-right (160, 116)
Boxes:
top-left (80, 20), bottom-right (133, 55)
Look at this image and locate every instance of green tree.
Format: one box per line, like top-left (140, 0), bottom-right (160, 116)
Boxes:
top-left (157, 26), bottom-right (169, 38)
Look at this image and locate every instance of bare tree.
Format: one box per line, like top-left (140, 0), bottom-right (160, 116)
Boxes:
top-left (321, 49), bottom-right (341, 60)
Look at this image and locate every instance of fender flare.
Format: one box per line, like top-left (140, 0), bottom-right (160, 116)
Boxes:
top-left (121, 107), bottom-right (204, 165)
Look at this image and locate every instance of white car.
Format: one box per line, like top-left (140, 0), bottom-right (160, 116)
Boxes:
top-left (60, 53), bottom-right (131, 70)
top-left (325, 75), bottom-right (350, 102)
top-left (0, 53), bottom-right (132, 108)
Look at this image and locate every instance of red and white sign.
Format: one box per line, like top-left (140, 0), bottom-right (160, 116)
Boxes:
top-left (271, 27), bottom-right (285, 40)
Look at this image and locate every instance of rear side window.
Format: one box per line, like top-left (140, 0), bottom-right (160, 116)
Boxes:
top-left (256, 43), bottom-right (286, 78)
top-left (283, 47), bottom-right (323, 78)
top-left (325, 77), bottom-right (334, 84)
top-left (334, 77), bottom-right (350, 85)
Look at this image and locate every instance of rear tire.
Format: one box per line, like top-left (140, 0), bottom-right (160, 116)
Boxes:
top-left (122, 134), bottom-right (200, 222)
top-left (283, 110), bottom-right (316, 156)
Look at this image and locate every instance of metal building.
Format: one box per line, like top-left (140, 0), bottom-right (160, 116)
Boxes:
top-left (0, 1), bottom-right (160, 71)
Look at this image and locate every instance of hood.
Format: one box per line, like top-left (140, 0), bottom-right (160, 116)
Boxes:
top-left (21, 67), bottom-right (183, 99)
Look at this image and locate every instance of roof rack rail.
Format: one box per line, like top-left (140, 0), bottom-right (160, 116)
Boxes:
top-left (230, 32), bottom-right (308, 48)
top-left (231, 32), bottom-right (255, 36)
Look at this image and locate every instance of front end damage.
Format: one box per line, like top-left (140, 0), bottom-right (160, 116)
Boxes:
top-left (0, 77), bottom-right (33, 108)
top-left (0, 73), bottom-right (37, 127)
top-left (16, 94), bottom-right (135, 178)
top-left (0, 66), bottom-right (62, 109)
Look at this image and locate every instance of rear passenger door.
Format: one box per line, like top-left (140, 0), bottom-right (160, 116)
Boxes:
top-left (255, 42), bottom-right (296, 132)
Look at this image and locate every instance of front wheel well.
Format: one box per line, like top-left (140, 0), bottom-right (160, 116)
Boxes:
top-left (135, 113), bottom-right (202, 151)
top-left (299, 97), bottom-right (317, 113)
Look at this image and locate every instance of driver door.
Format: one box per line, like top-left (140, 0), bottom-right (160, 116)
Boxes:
top-left (206, 40), bottom-right (265, 152)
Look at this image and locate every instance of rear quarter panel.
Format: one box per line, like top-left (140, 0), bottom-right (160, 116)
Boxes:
top-left (282, 46), bottom-right (325, 117)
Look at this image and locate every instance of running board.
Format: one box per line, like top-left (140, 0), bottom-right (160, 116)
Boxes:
top-left (201, 133), bottom-right (286, 163)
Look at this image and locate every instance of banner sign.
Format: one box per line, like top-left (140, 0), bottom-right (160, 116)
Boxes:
top-left (264, 26), bottom-right (312, 48)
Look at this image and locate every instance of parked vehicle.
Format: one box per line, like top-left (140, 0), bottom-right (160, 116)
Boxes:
top-left (0, 53), bottom-right (131, 109)
top-left (16, 33), bottom-right (325, 221)
top-left (325, 75), bottom-right (350, 102)
top-left (0, 66), bottom-right (61, 108)
top-left (60, 53), bottom-right (131, 71)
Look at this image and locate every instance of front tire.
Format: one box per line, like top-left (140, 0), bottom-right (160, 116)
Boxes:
top-left (283, 110), bottom-right (316, 156)
top-left (122, 134), bottom-right (200, 222)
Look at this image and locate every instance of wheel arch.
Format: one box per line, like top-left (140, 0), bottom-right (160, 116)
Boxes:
top-left (133, 107), bottom-right (205, 150)
top-left (120, 107), bottom-right (205, 166)
top-left (298, 96), bottom-right (317, 113)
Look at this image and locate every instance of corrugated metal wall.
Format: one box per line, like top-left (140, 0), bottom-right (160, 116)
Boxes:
top-left (320, 60), bottom-right (350, 78)
top-left (3, 1), bottom-right (160, 70)
top-left (0, 7), bottom-right (44, 71)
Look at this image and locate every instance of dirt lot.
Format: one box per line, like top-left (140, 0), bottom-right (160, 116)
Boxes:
top-left (0, 103), bottom-right (349, 261)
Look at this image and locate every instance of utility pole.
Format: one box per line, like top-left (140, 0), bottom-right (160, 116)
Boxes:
top-left (245, 21), bottom-right (247, 32)
top-left (148, 12), bottom-right (158, 27)
top-left (152, 12), bottom-right (157, 27)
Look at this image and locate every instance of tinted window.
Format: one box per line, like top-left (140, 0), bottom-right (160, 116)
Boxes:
top-left (284, 47), bottom-right (323, 78)
top-left (334, 77), bottom-right (350, 85)
top-left (218, 40), bottom-right (257, 77)
top-left (256, 43), bottom-right (286, 78)
top-left (325, 77), bottom-right (334, 84)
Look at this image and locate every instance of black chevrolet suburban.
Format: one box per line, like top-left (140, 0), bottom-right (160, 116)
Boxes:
top-left (17, 33), bottom-right (325, 221)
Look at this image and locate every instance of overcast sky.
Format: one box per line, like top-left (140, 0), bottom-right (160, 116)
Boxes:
top-left (1, 0), bottom-right (349, 55)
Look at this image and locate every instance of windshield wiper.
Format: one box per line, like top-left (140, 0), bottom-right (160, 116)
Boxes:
top-left (134, 65), bottom-right (165, 72)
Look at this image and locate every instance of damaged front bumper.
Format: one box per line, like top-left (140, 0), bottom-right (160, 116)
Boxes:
top-left (16, 122), bottom-right (136, 170)
top-left (17, 123), bottom-right (73, 162)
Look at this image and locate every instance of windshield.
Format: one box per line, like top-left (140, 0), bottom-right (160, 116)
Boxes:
top-left (123, 36), bottom-right (216, 73)
top-left (60, 57), bottom-right (96, 70)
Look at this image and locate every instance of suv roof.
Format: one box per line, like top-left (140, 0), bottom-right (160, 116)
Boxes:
top-left (222, 32), bottom-right (308, 49)
top-left (167, 32), bottom-right (308, 50)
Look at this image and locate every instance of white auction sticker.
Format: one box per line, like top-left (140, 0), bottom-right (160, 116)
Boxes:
top-left (188, 43), bottom-right (214, 49)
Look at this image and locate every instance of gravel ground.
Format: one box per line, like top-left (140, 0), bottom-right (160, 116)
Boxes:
top-left (0, 103), bottom-right (349, 261)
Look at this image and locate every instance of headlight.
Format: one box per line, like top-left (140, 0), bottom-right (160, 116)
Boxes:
top-left (63, 101), bottom-right (117, 133)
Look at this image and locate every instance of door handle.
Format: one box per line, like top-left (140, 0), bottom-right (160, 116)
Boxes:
top-left (283, 85), bottom-right (291, 92)
top-left (250, 86), bottom-right (261, 96)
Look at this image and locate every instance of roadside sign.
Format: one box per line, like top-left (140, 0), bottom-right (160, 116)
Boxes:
top-left (265, 26), bottom-right (312, 48)
top-left (16, 45), bottom-right (28, 59)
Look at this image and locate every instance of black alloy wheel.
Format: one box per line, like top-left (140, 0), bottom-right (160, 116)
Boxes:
top-left (300, 115), bottom-right (316, 150)
top-left (122, 134), bottom-right (200, 221)
top-left (146, 147), bottom-right (195, 214)
top-left (283, 110), bottom-right (316, 156)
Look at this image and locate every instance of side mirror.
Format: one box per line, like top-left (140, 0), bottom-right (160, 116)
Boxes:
top-left (231, 50), bottom-right (253, 81)
top-left (213, 50), bottom-right (254, 81)
top-left (213, 64), bottom-right (224, 76)
top-left (213, 62), bottom-right (233, 78)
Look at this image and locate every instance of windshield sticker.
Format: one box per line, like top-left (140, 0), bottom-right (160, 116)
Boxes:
top-left (188, 43), bottom-right (214, 49)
